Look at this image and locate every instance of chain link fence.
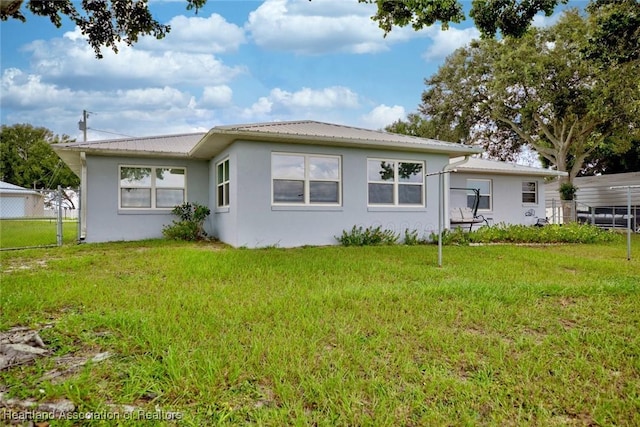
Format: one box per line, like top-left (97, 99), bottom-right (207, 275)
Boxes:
top-left (0, 186), bottom-right (79, 250)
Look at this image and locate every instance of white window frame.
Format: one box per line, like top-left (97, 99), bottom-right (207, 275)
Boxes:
top-left (522, 181), bottom-right (538, 204)
top-left (216, 158), bottom-right (230, 208)
top-left (367, 158), bottom-right (425, 207)
top-left (466, 178), bottom-right (492, 212)
top-left (271, 153), bottom-right (342, 206)
top-left (118, 165), bottom-right (187, 210)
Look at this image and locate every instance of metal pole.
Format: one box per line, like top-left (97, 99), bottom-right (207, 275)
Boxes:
top-left (57, 185), bottom-right (63, 246)
top-left (627, 187), bottom-right (631, 261)
top-left (438, 172), bottom-right (443, 267)
top-left (77, 186), bottom-right (82, 243)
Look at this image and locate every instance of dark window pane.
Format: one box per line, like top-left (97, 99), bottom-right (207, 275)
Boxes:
top-left (368, 183), bottom-right (394, 204)
top-left (478, 196), bottom-right (490, 210)
top-left (217, 185), bottom-right (225, 207)
top-left (310, 181), bottom-right (339, 203)
top-left (156, 189), bottom-right (184, 208)
top-left (217, 163), bottom-right (224, 183)
top-left (468, 195), bottom-right (491, 210)
top-left (274, 180), bottom-right (304, 203)
top-left (399, 184), bottom-right (423, 205)
top-left (121, 188), bottom-right (151, 208)
top-left (522, 193), bottom-right (536, 203)
top-left (224, 183), bottom-right (229, 205)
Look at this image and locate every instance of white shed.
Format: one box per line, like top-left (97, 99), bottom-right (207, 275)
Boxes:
top-left (0, 181), bottom-right (45, 218)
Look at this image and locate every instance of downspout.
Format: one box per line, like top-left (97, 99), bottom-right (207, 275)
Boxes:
top-left (80, 152), bottom-right (87, 241)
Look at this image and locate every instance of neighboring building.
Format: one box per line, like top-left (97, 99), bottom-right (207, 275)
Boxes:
top-left (449, 157), bottom-right (567, 226)
top-left (0, 181), bottom-right (45, 218)
top-left (545, 172), bottom-right (640, 230)
top-left (53, 121), bottom-right (481, 247)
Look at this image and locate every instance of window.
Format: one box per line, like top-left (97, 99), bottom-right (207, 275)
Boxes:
top-left (119, 166), bottom-right (185, 209)
top-left (367, 159), bottom-right (424, 206)
top-left (522, 181), bottom-right (537, 204)
top-left (217, 159), bottom-right (230, 208)
top-left (466, 179), bottom-right (491, 211)
top-left (272, 153), bottom-right (341, 205)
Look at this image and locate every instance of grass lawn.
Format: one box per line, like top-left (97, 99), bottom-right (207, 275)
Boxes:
top-left (0, 220), bottom-right (78, 249)
top-left (1, 238), bottom-right (639, 425)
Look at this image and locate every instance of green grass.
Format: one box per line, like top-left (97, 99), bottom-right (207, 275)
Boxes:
top-left (0, 219), bottom-right (78, 249)
top-left (1, 238), bottom-right (639, 425)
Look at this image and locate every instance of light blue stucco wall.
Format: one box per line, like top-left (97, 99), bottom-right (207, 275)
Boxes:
top-left (211, 140), bottom-right (450, 248)
top-left (450, 173), bottom-right (547, 226)
top-left (84, 155), bottom-right (209, 243)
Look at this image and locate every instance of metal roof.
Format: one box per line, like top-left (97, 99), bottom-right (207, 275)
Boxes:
top-left (0, 181), bottom-right (42, 195)
top-left (53, 121), bottom-right (483, 176)
top-left (453, 157), bottom-right (568, 177)
top-left (191, 120), bottom-right (482, 159)
top-left (55, 132), bottom-right (206, 155)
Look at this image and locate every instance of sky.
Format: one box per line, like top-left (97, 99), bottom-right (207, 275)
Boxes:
top-left (0, 0), bottom-right (573, 142)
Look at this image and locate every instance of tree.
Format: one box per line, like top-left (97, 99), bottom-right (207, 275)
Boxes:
top-left (0, 0), bottom-right (206, 58)
top-left (0, 124), bottom-right (80, 194)
top-left (359, 0), bottom-right (566, 38)
top-left (388, 9), bottom-right (640, 183)
top-left (583, 0), bottom-right (640, 66)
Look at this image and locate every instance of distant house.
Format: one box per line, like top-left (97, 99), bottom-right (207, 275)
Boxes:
top-left (449, 157), bottom-right (567, 227)
top-left (0, 181), bottom-right (45, 218)
top-left (52, 120), bottom-right (568, 247)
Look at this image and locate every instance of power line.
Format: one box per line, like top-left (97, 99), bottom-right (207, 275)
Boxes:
top-left (87, 127), bottom-right (136, 139)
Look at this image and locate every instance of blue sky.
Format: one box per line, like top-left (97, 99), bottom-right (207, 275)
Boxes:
top-left (1, 0), bottom-right (572, 142)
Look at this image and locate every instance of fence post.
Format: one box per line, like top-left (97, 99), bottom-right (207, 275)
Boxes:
top-left (57, 186), bottom-right (63, 246)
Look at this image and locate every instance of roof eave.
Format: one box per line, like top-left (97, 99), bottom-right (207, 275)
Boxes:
top-left (189, 129), bottom-right (483, 158)
top-left (457, 167), bottom-right (568, 177)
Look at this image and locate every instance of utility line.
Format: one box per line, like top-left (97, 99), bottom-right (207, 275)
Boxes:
top-left (87, 127), bottom-right (136, 138)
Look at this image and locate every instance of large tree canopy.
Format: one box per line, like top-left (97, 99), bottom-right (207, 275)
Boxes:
top-left (388, 8), bottom-right (640, 182)
top-left (0, 124), bottom-right (79, 190)
top-left (0, 0), bottom-right (206, 58)
top-left (360, 0), bottom-right (566, 38)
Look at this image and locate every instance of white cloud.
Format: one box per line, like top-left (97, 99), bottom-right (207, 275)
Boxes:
top-left (361, 104), bottom-right (406, 130)
top-left (422, 26), bottom-right (480, 61)
top-left (199, 85), bottom-right (233, 108)
top-left (138, 13), bottom-right (246, 53)
top-left (24, 28), bottom-right (245, 88)
top-left (246, 0), bottom-right (423, 54)
top-left (0, 68), bottom-right (212, 139)
top-left (270, 86), bottom-right (359, 109)
top-left (239, 85), bottom-right (361, 122)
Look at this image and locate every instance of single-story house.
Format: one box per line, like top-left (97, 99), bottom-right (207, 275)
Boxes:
top-left (53, 120), bottom-right (563, 247)
top-left (0, 181), bottom-right (45, 219)
top-left (449, 157), bottom-right (567, 227)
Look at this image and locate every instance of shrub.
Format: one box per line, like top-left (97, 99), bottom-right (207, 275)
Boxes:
top-left (432, 222), bottom-right (618, 245)
top-left (403, 229), bottom-right (421, 245)
top-left (336, 225), bottom-right (399, 246)
top-left (162, 202), bottom-right (211, 241)
top-left (559, 182), bottom-right (578, 200)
